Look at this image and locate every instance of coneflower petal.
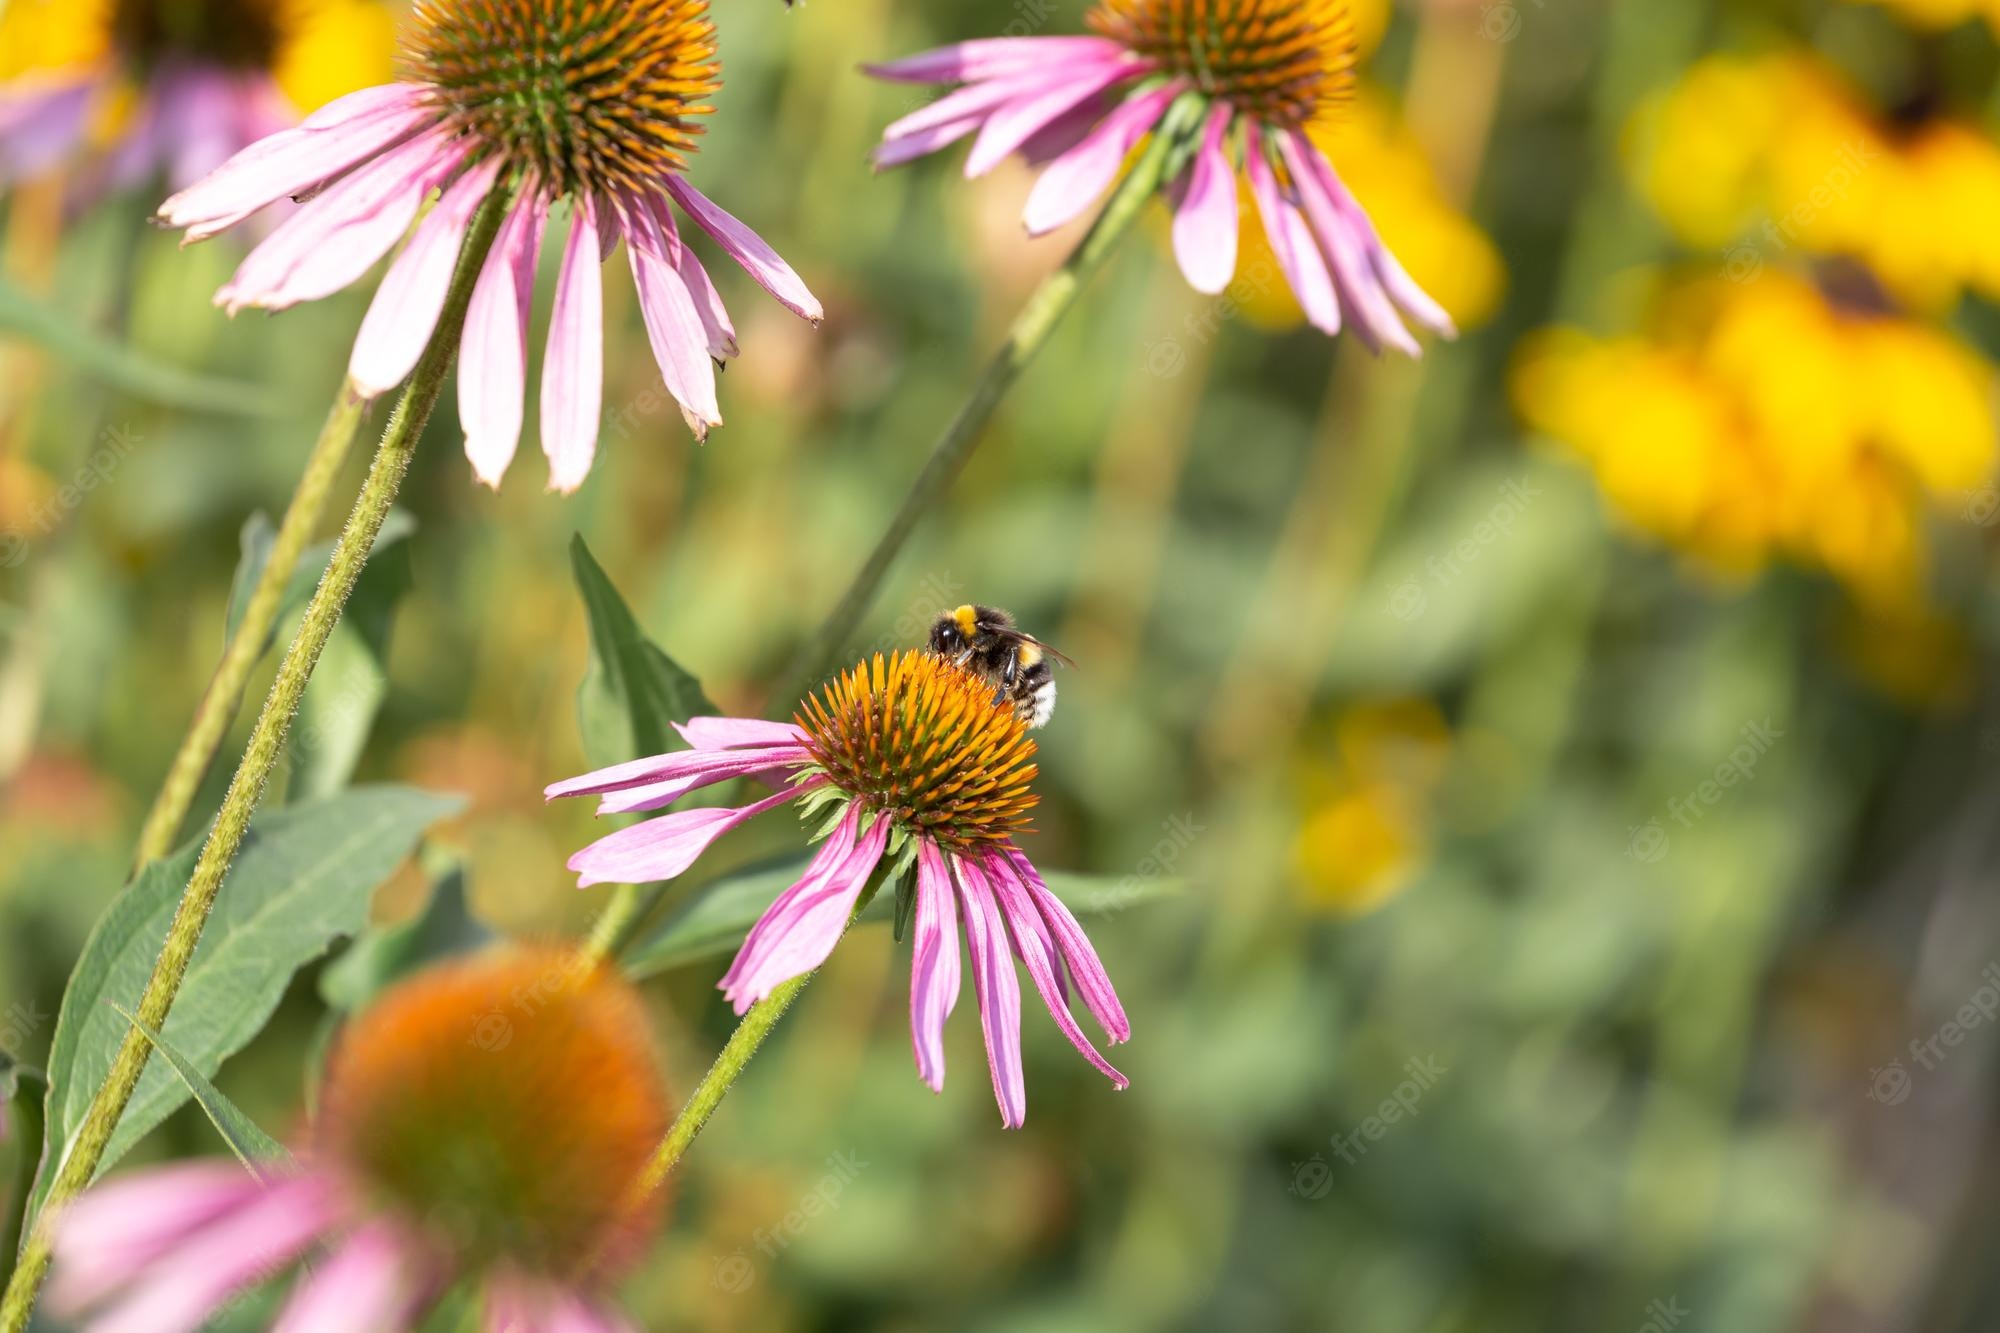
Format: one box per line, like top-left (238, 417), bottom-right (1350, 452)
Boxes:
top-left (674, 717), bottom-right (811, 751)
top-left (910, 839), bottom-right (963, 1092)
top-left (956, 855), bottom-right (1027, 1127)
top-left (1245, 123), bottom-right (1340, 335)
top-left (0, 77), bottom-right (96, 181)
top-left (1172, 103), bottom-right (1240, 295)
top-left (593, 749), bottom-right (810, 816)
top-left (1002, 844), bottom-right (1131, 1043)
top-left (627, 197), bottom-right (723, 435)
top-left (963, 60), bottom-right (1140, 179)
top-left (983, 849), bottom-right (1129, 1088)
top-left (48, 1162), bottom-right (262, 1313)
top-left (1023, 82), bottom-right (1180, 236)
top-left (721, 804), bottom-right (891, 1013)
top-left (349, 156), bottom-right (503, 397)
top-left (675, 243), bottom-right (740, 361)
top-left (270, 1223), bottom-right (412, 1333)
top-left (1280, 129), bottom-right (1420, 356)
top-left (665, 176), bottom-right (824, 325)
top-left (864, 36), bottom-right (1130, 85)
top-left (567, 784), bottom-right (800, 889)
top-left (462, 191), bottom-right (545, 487)
top-left (542, 198), bottom-right (605, 494)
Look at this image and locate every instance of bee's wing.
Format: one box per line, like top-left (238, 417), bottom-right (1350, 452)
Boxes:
top-left (997, 628), bottom-right (1075, 669)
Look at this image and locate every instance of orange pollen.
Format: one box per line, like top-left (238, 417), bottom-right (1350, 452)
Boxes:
top-left (797, 651), bottom-right (1039, 853)
top-left (316, 947), bottom-right (672, 1282)
top-left (1088, 0), bottom-right (1357, 130)
top-left (408, 0), bottom-right (720, 197)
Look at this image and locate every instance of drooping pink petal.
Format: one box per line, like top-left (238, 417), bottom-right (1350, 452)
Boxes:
top-left (348, 156), bottom-right (503, 397)
top-left (982, 849), bottom-right (1128, 1089)
top-left (215, 128), bottom-right (462, 313)
top-left (271, 1223), bottom-right (413, 1333)
top-left (1280, 130), bottom-right (1420, 356)
top-left (676, 244), bottom-right (739, 361)
top-left (78, 1172), bottom-right (338, 1333)
top-left (909, 839), bottom-right (963, 1092)
top-left (626, 196), bottom-right (722, 436)
top-left (864, 37), bottom-right (1132, 85)
top-left (541, 196), bottom-right (605, 493)
top-left (1022, 83), bottom-right (1179, 236)
top-left (956, 855), bottom-right (1027, 1127)
top-left (1172, 103), bottom-right (1240, 295)
top-left (156, 81), bottom-right (429, 230)
top-left (1295, 140), bottom-right (1457, 338)
top-left (720, 804), bottom-right (891, 1014)
top-left (963, 60), bottom-right (1144, 179)
top-left (675, 716), bottom-right (812, 751)
top-left (874, 117), bottom-right (990, 171)
top-left (1002, 844), bottom-right (1130, 1043)
top-left (664, 176), bottom-right (823, 325)
top-left (1244, 123), bottom-right (1340, 335)
top-left (461, 189), bottom-right (546, 487)
top-left (594, 749), bottom-right (810, 816)
top-left (567, 783), bottom-right (805, 889)
top-left (49, 1162), bottom-right (263, 1313)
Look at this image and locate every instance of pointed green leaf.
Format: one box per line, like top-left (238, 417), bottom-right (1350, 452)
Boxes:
top-left (570, 535), bottom-right (716, 767)
top-left (111, 1006), bottom-right (293, 1180)
top-left (29, 786), bottom-right (462, 1226)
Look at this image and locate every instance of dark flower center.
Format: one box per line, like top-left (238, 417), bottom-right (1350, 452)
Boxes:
top-left (1089, 0), bottom-right (1357, 130)
top-left (410, 0), bottom-right (719, 197)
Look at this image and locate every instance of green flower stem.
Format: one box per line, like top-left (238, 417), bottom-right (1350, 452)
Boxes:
top-left (0, 188), bottom-right (511, 1333)
top-left (130, 388), bottom-right (368, 870)
top-left (629, 875), bottom-right (887, 1203)
top-left (770, 90), bottom-right (1209, 710)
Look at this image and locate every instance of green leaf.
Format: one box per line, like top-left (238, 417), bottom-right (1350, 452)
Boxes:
top-left (0, 271), bottom-right (288, 418)
top-left (319, 859), bottom-right (492, 1013)
top-left (223, 512), bottom-right (278, 648)
top-left (29, 786), bottom-right (462, 1226)
top-left (571, 534), bottom-right (716, 767)
top-left (111, 1006), bottom-right (293, 1180)
top-left (622, 857), bottom-right (1182, 979)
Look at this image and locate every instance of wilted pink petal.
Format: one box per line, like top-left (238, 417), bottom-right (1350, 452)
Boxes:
top-left (1172, 103), bottom-right (1240, 295)
top-left (541, 197), bottom-right (605, 493)
top-left (349, 156), bottom-right (503, 397)
top-left (567, 784), bottom-right (803, 889)
top-left (956, 855), bottom-right (1027, 1127)
top-left (909, 839), bottom-right (963, 1092)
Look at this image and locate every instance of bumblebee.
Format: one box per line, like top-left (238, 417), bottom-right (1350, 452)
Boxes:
top-left (928, 604), bottom-right (1072, 729)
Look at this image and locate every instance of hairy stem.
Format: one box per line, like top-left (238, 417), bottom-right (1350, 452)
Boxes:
top-left (0, 189), bottom-right (510, 1333)
top-left (131, 389), bottom-right (368, 869)
top-left (770, 91), bottom-right (1207, 708)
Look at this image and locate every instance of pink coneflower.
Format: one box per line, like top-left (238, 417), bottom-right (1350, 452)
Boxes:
top-left (50, 947), bottom-right (671, 1333)
top-left (548, 651), bottom-right (1131, 1127)
top-left (867, 0), bottom-right (1453, 354)
top-left (0, 0), bottom-right (380, 199)
top-left (154, 0), bottom-right (823, 492)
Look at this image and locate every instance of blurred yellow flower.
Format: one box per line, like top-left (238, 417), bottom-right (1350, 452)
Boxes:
top-left (1629, 50), bottom-right (2000, 311)
top-left (1294, 698), bottom-right (1453, 915)
top-left (1512, 269), bottom-right (1996, 610)
top-left (1233, 89), bottom-right (1506, 332)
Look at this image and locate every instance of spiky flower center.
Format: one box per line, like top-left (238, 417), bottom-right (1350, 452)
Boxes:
top-left (799, 651), bottom-right (1039, 852)
top-left (409, 0), bottom-right (719, 197)
top-left (317, 948), bottom-right (671, 1281)
top-left (110, 0), bottom-right (286, 71)
top-left (1089, 0), bottom-right (1357, 130)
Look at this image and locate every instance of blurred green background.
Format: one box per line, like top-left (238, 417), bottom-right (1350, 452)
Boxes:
top-left (8, 0), bottom-right (2000, 1329)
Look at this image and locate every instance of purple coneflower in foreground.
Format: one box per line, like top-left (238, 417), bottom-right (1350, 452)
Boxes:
top-left (51, 948), bottom-right (668, 1333)
top-left (548, 651), bottom-right (1131, 1127)
top-left (867, 0), bottom-right (1452, 355)
top-left (154, 0), bottom-right (822, 492)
